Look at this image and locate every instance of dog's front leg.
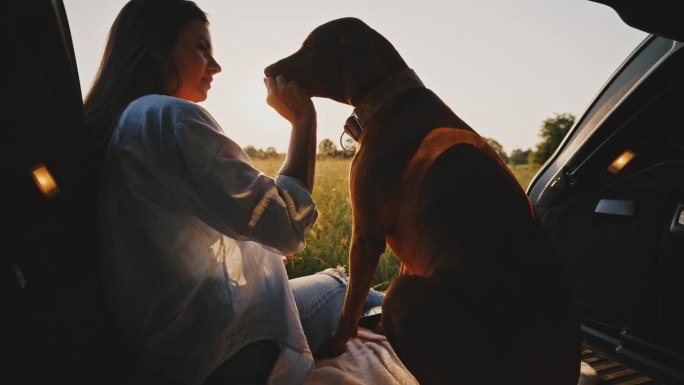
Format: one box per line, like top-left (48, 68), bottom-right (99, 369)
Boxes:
top-left (399, 262), bottom-right (414, 275)
top-left (317, 230), bottom-right (386, 357)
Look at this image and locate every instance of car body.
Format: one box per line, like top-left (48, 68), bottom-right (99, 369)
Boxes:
top-left (528, 4), bottom-right (684, 382)
top-left (2, 0), bottom-right (682, 384)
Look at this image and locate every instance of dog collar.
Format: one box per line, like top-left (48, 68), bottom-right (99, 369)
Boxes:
top-left (343, 68), bottom-right (424, 142)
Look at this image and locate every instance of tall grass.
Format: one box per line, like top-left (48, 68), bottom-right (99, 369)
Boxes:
top-left (253, 156), bottom-right (541, 291)
top-left (508, 163), bottom-right (542, 192)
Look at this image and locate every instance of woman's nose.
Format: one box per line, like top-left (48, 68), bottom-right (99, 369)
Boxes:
top-left (209, 56), bottom-right (221, 74)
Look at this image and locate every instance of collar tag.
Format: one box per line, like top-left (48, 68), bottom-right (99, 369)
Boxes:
top-left (343, 113), bottom-right (364, 141)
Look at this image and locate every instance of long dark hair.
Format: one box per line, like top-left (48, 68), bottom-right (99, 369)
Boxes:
top-left (84, 0), bottom-right (207, 155)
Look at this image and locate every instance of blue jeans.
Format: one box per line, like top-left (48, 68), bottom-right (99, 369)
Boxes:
top-left (291, 266), bottom-right (385, 353)
top-left (204, 267), bottom-right (384, 385)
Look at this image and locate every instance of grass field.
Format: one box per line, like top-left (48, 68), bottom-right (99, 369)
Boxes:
top-left (253, 156), bottom-right (541, 291)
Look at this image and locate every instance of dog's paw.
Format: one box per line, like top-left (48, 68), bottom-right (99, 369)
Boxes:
top-left (371, 321), bottom-right (385, 335)
top-left (315, 335), bottom-right (348, 359)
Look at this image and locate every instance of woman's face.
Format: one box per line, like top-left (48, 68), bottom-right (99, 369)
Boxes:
top-left (167, 19), bottom-right (221, 102)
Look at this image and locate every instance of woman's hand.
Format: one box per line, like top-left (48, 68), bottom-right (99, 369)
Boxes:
top-left (265, 75), bottom-right (317, 192)
top-left (264, 75), bottom-right (315, 126)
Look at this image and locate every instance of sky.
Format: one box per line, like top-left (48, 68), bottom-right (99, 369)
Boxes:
top-left (63, 0), bottom-right (648, 155)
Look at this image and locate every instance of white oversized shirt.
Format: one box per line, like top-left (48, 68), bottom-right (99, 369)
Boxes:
top-left (97, 95), bottom-right (318, 385)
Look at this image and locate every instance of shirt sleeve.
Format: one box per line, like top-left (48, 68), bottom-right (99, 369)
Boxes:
top-left (166, 102), bottom-right (318, 255)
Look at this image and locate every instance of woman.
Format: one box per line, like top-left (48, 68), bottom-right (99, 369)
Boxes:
top-left (85, 1), bottom-right (381, 384)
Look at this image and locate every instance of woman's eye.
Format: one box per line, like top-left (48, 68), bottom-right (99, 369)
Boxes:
top-left (197, 44), bottom-right (208, 52)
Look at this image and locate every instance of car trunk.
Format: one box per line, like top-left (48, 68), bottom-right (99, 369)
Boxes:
top-left (528, 29), bottom-right (684, 385)
top-left (1, 1), bottom-right (136, 384)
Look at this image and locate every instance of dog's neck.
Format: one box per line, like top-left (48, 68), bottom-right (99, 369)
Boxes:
top-left (344, 68), bottom-right (424, 142)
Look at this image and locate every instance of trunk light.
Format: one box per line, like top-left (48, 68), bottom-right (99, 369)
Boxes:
top-left (31, 163), bottom-right (60, 198)
top-left (607, 150), bottom-right (635, 174)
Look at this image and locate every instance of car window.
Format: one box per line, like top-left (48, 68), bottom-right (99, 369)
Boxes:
top-left (555, 36), bottom-right (676, 166)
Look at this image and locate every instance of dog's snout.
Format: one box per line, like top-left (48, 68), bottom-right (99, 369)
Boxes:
top-left (264, 63), bottom-right (276, 78)
top-left (264, 60), bottom-right (285, 78)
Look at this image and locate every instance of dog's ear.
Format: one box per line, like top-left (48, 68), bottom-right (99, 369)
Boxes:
top-left (335, 18), bottom-right (407, 103)
top-left (336, 17), bottom-right (366, 46)
top-left (336, 18), bottom-right (382, 66)
top-left (340, 18), bottom-right (406, 72)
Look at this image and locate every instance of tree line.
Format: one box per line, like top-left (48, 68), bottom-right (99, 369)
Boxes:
top-left (243, 113), bottom-right (575, 165)
top-left (486, 113), bottom-right (575, 165)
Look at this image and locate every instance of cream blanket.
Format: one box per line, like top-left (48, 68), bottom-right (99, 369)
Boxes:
top-left (304, 329), bottom-right (598, 385)
top-left (304, 328), bottom-right (418, 385)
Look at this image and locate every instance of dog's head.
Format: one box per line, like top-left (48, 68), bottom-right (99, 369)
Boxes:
top-left (264, 17), bottom-right (407, 106)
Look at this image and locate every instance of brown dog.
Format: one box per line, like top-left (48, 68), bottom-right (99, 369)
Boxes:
top-left (265, 18), bottom-right (581, 385)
